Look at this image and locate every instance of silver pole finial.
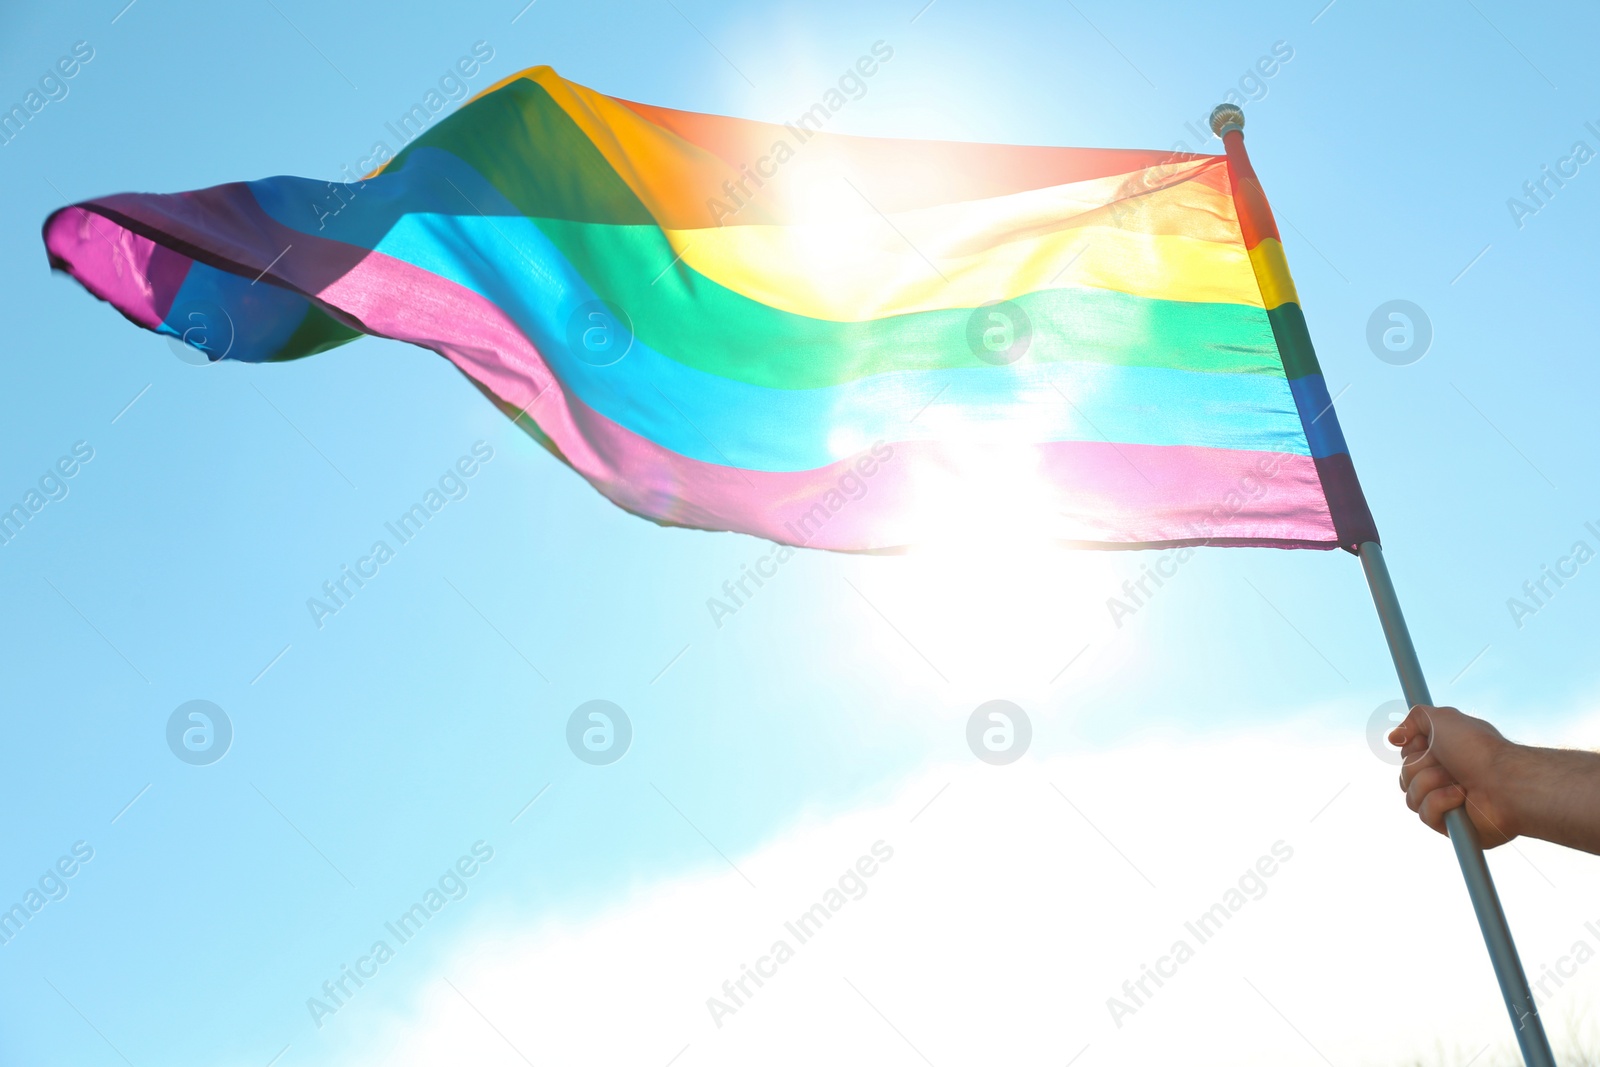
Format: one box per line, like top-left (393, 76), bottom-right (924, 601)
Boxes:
top-left (1209, 103), bottom-right (1244, 137)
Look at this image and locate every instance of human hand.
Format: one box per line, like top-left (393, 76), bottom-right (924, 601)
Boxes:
top-left (1389, 705), bottom-right (1522, 848)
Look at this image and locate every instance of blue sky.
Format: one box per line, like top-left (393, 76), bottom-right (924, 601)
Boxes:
top-left (4, 1), bottom-right (1600, 1065)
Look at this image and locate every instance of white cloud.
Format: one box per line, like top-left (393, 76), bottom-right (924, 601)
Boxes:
top-left (316, 717), bottom-right (1600, 1067)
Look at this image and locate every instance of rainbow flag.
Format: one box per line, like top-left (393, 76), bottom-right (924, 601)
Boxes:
top-left (43, 65), bottom-right (1376, 553)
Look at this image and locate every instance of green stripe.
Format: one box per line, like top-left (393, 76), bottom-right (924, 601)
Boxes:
top-left (268, 304), bottom-right (363, 362)
top-left (1266, 302), bottom-right (1324, 380)
top-left (543, 217), bottom-right (1284, 388)
top-left (389, 78), bottom-right (654, 225)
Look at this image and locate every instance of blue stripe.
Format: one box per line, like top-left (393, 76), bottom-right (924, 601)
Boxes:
top-left (1287, 374), bottom-right (1350, 459)
top-left (159, 260), bottom-right (310, 363)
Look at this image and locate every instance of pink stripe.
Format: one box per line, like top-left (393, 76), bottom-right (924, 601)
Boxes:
top-left (44, 206), bottom-right (192, 329)
top-left (479, 369), bottom-right (1339, 550)
top-left (545, 423), bottom-right (1341, 550)
top-left (45, 191), bottom-right (1338, 551)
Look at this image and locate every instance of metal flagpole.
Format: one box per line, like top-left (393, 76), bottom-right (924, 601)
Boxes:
top-left (1360, 542), bottom-right (1555, 1067)
top-left (1207, 103), bottom-right (1557, 1065)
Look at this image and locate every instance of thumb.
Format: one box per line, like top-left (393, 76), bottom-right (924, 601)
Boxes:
top-left (1388, 704), bottom-right (1434, 751)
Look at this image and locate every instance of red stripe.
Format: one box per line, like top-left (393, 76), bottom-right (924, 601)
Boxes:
top-left (1221, 128), bottom-right (1281, 250)
top-left (617, 95), bottom-right (1230, 214)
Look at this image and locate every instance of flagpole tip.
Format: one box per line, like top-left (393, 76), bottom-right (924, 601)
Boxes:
top-left (1209, 103), bottom-right (1245, 137)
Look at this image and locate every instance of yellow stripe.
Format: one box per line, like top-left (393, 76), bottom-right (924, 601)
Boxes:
top-left (1246, 239), bottom-right (1300, 310)
top-left (664, 221), bottom-right (1261, 321)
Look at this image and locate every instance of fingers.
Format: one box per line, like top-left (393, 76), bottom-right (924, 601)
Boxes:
top-left (1381, 704), bottom-right (1481, 838)
top-left (1416, 782), bottom-right (1467, 835)
top-left (1405, 764), bottom-right (1456, 814)
top-left (1398, 743), bottom-right (1439, 791)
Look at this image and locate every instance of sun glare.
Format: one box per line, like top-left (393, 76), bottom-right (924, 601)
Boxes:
top-left (879, 535), bottom-right (1125, 698)
top-left (850, 453), bottom-right (1130, 698)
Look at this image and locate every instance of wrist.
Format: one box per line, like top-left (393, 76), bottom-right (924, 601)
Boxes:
top-left (1488, 741), bottom-right (1539, 842)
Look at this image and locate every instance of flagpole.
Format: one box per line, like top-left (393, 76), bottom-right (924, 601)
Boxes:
top-left (1207, 102), bottom-right (1556, 1066)
top-left (1359, 541), bottom-right (1555, 1067)
top-left (1203, 102), bottom-right (1555, 1067)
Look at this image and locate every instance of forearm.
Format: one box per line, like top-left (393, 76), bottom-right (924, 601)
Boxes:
top-left (1499, 744), bottom-right (1600, 855)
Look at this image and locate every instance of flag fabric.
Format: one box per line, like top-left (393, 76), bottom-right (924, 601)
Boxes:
top-left (43, 65), bottom-right (1377, 553)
